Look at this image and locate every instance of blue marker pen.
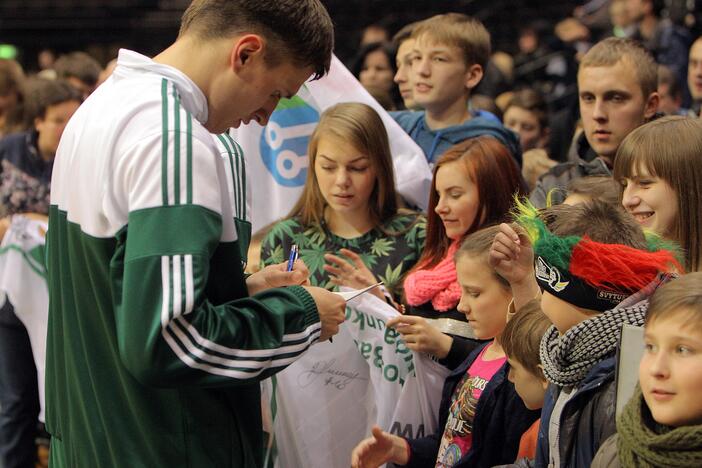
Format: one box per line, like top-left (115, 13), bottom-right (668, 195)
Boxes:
top-left (286, 244), bottom-right (298, 272)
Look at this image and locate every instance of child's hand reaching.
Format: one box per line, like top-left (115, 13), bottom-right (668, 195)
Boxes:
top-left (351, 425), bottom-right (409, 468)
top-left (489, 223), bottom-right (534, 285)
top-left (386, 315), bottom-right (453, 359)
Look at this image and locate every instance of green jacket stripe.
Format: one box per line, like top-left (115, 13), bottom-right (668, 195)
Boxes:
top-left (172, 87), bottom-right (181, 205)
top-left (186, 113), bottom-right (193, 204)
top-left (160, 78), bottom-right (169, 206)
top-left (216, 134), bottom-right (242, 218)
top-left (234, 139), bottom-right (247, 220)
top-left (228, 135), bottom-right (246, 219)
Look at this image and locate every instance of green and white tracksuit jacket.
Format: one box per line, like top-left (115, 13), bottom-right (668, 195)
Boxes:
top-left (46, 49), bottom-right (321, 468)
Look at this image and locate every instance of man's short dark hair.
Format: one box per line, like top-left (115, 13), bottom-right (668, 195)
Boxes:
top-left (54, 52), bottom-right (102, 88)
top-left (179, 0), bottom-right (333, 80)
top-left (24, 78), bottom-right (82, 124)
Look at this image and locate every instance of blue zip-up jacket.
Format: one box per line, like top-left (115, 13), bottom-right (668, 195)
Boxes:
top-left (403, 342), bottom-right (540, 468)
top-left (535, 356), bottom-right (617, 468)
top-left (391, 111), bottom-right (522, 168)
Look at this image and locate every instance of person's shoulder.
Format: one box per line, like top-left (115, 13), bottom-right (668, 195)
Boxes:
top-left (111, 82), bottom-right (214, 158)
top-left (0, 131), bottom-right (28, 152)
top-left (473, 109), bottom-right (501, 123)
top-left (390, 110), bottom-right (424, 130)
top-left (445, 116), bottom-right (522, 163)
top-left (454, 341), bottom-right (491, 375)
top-left (263, 216), bottom-right (308, 241)
top-left (389, 209), bottom-right (425, 226)
top-left (538, 160), bottom-right (580, 181)
top-left (536, 157), bottom-right (609, 189)
top-left (590, 433), bottom-right (620, 468)
top-left (580, 356), bottom-right (617, 397)
top-left (0, 132), bottom-right (32, 165)
top-left (382, 210), bottom-right (427, 237)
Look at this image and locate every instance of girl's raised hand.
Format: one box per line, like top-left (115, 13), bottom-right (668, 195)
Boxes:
top-left (324, 249), bottom-right (385, 301)
top-left (386, 315), bottom-right (453, 359)
top-left (488, 223), bottom-right (534, 286)
top-left (351, 425), bottom-right (409, 468)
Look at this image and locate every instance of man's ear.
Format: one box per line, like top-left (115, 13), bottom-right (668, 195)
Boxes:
top-left (231, 34), bottom-right (265, 72)
top-left (464, 64), bottom-right (484, 91)
top-left (643, 91), bottom-right (660, 120)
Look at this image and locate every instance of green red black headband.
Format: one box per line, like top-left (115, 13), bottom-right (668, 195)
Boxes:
top-left (515, 199), bottom-right (682, 312)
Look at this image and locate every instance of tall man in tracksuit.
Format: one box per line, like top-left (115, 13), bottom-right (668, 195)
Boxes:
top-left (45, 1), bottom-right (346, 466)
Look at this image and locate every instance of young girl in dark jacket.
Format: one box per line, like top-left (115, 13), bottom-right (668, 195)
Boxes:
top-left (351, 225), bottom-right (539, 468)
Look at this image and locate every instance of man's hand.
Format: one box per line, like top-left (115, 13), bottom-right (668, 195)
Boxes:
top-left (351, 425), bottom-right (409, 468)
top-left (246, 259), bottom-right (310, 295)
top-left (302, 286), bottom-right (346, 341)
top-left (386, 315), bottom-right (453, 359)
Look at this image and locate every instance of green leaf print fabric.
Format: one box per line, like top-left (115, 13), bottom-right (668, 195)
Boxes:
top-left (261, 212), bottom-right (426, 298)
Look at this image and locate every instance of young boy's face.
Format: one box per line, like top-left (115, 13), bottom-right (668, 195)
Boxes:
top-left (503, 105), bottom-right (544, 151)
top-left (410, 34), bottom-right (476, 113)
top-left (507, 358), bottom-right (548, 410)
top-left (687, 38), bottom-right (702, 102)
top-left (640, 311), bottom-right (702, 427)
top-left (35, 99), bottom-right (81, 158)
top-left (577, 58), bottom-right (657, 162)
top-left (540, 292), bottom-right (600, 334)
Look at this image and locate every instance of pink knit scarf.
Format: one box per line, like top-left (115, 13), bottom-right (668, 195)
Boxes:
top-left (404, 241), bottom-right (462, 312)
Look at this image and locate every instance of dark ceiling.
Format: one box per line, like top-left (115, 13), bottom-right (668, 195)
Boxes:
top-left (0, 0), bottom-right (576, 69)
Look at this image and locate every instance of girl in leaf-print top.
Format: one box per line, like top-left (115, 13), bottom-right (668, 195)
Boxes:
top-left (260, 102), bottom-right (425, 303)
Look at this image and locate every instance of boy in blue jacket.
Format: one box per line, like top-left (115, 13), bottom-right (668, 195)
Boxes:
top-left (390, 13), bottom-right (521, 168)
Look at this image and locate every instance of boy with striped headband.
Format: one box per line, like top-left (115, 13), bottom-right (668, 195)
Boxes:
top-left (489, 200), bottom-right (681, 468)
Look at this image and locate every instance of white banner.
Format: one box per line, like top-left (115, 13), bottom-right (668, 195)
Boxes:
top-left (0, 215), bottom-right (49, 421)
top-left (230, 55), bottom-right (432, 233)
top-left (266, 293), bottom-right (447, 468)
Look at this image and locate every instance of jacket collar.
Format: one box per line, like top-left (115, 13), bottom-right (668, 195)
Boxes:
top-left (114, 49), bottom-right (208, 125)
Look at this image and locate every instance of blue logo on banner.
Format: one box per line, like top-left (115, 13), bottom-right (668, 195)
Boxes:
top-left (260, 102), bottom-right (319, 187)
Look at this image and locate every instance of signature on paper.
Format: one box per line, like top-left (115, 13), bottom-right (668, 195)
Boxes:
top-left (298, 359), bottom-right (366, 390)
